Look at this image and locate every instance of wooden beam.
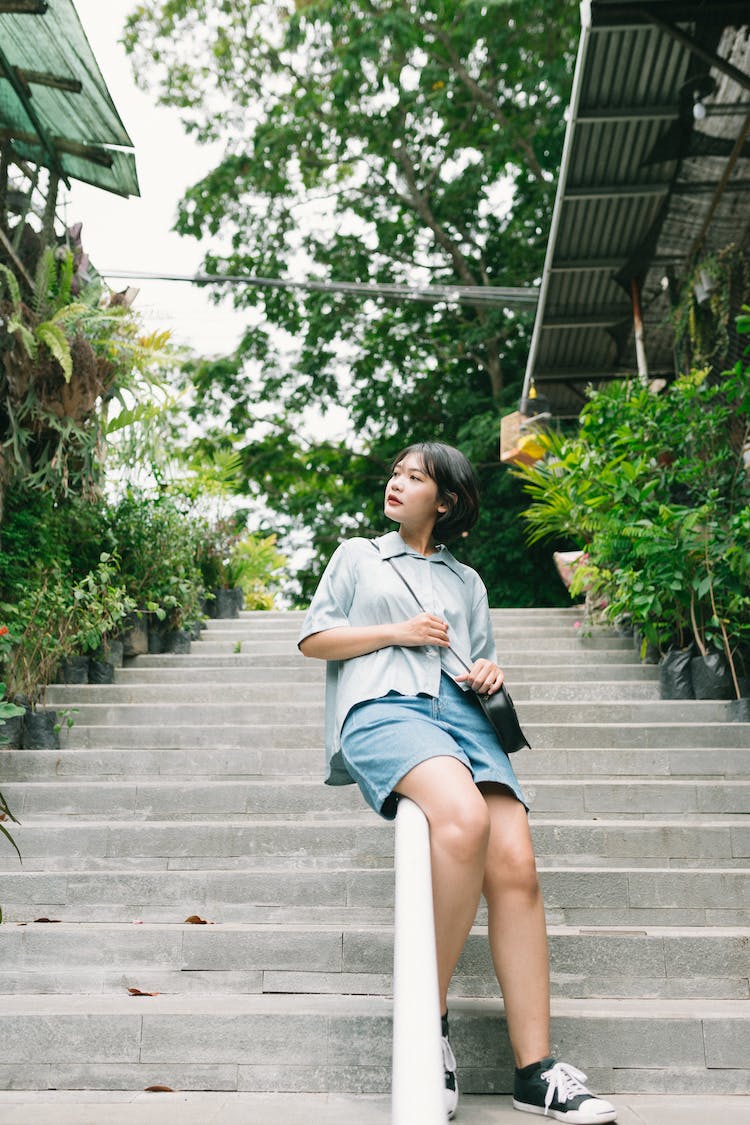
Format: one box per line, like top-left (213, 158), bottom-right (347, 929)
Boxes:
top-left (0, 41), bottom-right (66, 182)
top-left (14, 68), bottom-right (83, 94)
top-left (0, 127), bottom-right (113, 168)
top-left (0, 2), bottom-right (48, 11)
top-left (643, 13), bottom-right (750, 94)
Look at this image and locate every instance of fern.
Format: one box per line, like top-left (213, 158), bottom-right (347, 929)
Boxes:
top-left (32, 248), bottom-right (56, 320)
top-left (0, 263), bottom-right (22, 311)
top-left (56, 249), bottom-right (74, 310)
top-left (6, 315), bottom-right (37, 359)
top-left (36, 322), bottom-right (73, 383)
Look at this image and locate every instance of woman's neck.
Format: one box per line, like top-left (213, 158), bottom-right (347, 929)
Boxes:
top-left (398, 526), bottom-right (437, 557)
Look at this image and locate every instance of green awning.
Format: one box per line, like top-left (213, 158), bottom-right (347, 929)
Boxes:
top-left (0, 0), bottom-right (139, 198)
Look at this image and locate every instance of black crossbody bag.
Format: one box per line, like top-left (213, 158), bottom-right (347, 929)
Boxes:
top-left (374, 543), bottom-right (531, 755)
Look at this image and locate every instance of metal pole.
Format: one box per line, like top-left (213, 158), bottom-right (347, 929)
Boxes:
top-left (631, 277), bottom-right (649, 381)
top-left (391, 797), bottom-right (446, 1125)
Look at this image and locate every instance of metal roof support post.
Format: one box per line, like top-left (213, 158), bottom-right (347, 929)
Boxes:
top-left (0, 142), bottom-right (8, 227)
top-left (521, 0), bottom-right (593, 403)
top-left (11, 160), bottom-right (36, 254)
top-left (42, 169), bottom-right (58, 247)
top-left (630, 277), bottom-right (649, 382)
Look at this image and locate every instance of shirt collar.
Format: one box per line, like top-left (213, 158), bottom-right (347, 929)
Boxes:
top-left (374, 531), bottom-right (465, 581)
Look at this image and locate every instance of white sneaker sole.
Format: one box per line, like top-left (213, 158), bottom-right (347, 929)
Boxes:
top-left (512, 1097), bottom-right (617, 1123)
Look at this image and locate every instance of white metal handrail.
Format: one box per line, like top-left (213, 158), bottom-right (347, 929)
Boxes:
top-left (391, 797), bottom-right (448, 1125)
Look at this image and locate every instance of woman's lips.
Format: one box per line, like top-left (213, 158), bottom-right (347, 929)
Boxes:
top-left (386, 494), bottom-right (402, 505)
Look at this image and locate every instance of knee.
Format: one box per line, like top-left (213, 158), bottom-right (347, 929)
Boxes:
top-left (484, 839), bottom-right (540, 902)
top-left (431, 798), bottom-right (490, 865)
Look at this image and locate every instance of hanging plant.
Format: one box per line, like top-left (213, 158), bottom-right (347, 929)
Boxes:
top-left (672, 244), bottom-right (750, 374)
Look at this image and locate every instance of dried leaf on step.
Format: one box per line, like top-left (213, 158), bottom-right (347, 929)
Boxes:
top-left (33, 917), bottom-right (61, 923)
top-left (127, 987), bottom-right (160, 996)
top-left (184, 914), bottom-right (212, 924)
top-left (144, 1085), bottom-right (174, 1092)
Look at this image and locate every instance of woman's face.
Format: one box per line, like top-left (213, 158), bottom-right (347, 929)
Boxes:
top-left (384, 456), bottom-right (446, 530)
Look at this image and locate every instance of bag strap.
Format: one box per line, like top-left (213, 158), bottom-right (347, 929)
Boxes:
top-left (370, 540), bottom-right (472, 675)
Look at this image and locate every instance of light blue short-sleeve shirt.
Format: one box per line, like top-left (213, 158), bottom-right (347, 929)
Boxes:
top-left (297, 530), bottom-right (497, 786)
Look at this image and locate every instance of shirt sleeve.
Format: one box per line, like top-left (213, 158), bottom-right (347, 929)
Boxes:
top-left (297, 541), bottom-right (357, 647)
top-left (468, 578), bottom-right (498, 664)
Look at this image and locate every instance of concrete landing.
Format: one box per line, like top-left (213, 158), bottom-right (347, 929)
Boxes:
top-left (0, 1091), bottom-right (748, 1124)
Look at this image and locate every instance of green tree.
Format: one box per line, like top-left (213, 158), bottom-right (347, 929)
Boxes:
top-left (125, 0), bottom-right (579, 603)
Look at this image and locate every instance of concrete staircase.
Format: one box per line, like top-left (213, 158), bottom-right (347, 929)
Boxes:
top-left (0, 607), bottom-right (748, 1098)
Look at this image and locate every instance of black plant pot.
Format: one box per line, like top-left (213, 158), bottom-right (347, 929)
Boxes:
top-left (210, 588), bottom-right (240, 619)
top-left (148, 620), bottom-right (168, 654)
top-left (167, 629), bottom-right (191, 655)
top-left (89, 639), bottom-right (124, 685)
top-left (21, 708), bottom-right (59, 750)
top-left (59, 654), bottom-right (90, 684)
top-left (102, 639), bottom-right (124, 668)
top-left (691, 650), bottom-right (734, 700)
top-left (728, 697), bottom-right (750, 722)
top-left (89, 659), bottom-right (115, 684)
top-left (659, 647), bottom-right (695, 700)
top-left (120, 613), bottom-right (148, 657)
top-left (1, 714), bottom-right (23, 749)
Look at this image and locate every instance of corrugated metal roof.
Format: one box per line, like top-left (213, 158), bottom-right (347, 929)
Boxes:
top-left (0, 0), bottom-right (138, 197)
top-left (524, 0), bottom-right (750, 417)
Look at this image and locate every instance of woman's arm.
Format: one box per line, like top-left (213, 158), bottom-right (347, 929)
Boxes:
top-left (299, 613), bottom-right (451, 661)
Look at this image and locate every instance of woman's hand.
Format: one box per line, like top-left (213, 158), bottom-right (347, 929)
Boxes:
top-left (396, 612), bottom-right (451, 648)
top-left (455, 658), bottom-right (504, 695)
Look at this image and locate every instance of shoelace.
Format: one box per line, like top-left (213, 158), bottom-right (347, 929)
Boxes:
top-left (540, 1061), bottom-right (591, 1112)
top-left (442, 1034), bottom-right (457, 1076)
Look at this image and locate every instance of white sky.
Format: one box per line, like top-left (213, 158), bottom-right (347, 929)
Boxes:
top-left (63, 0), bottom-right (244, 357)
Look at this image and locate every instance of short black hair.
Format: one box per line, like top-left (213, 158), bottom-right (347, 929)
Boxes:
top-left (390, 442), bottom-right (479, 541)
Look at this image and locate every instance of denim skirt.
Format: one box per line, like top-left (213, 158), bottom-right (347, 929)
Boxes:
top-left (340, 673), bottom-right (528, 820)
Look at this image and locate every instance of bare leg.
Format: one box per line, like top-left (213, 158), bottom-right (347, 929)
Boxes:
top-left (479, 784), bottom-right (551, 1068)
top-left (396, 756), bottom-right (490, 1012)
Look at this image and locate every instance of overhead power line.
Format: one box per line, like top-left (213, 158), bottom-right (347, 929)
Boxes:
top-left (99, 269), bottom-right (540, 309)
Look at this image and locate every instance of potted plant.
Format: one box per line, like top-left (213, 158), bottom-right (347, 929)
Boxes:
top-left (106, 491), bottom-right (205, 649)
top-left (71, 554), bottom-right (136, 683)
top-left (196, 514), bottom-right (247, 619)
top-left (513, 360), bottom-right (750, 710)
top-left (2, 571), bottom-right (76, 748)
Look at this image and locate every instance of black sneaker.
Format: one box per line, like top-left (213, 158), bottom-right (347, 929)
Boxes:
top-left (442, 1012), bottom-right (458, 1120)
top-left (513, 1057), bottom-right (617, 1123)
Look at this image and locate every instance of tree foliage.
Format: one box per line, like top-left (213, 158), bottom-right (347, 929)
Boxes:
top-left (125, 0), bottom-right (579, 604)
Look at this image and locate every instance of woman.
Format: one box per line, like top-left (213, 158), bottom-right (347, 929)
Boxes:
top-left (298, 442), bottom-right (616, 1124)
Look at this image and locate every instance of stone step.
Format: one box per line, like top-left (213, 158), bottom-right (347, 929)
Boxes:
top-left (4, 744), bottom-right (747, 780)
top-left (124, 647), bottom-right (645, 667)
top-left (208, 612), bottom-right (589, 630)
top-left (0, 922), bottom-right (747, 1001)
top-left (5, 777), bottom-right (746, 819)
top-left (61, 719), bottom-right (749, 750)
top-left (0, 993), bottom-right (747, 1094)
top-left (45, 680), bottom-right (663, 705)
top-left (54, 699), bottom-right (732, 727)
top-left (211, 615), bottom-right (591, 630)
top-left (3, 816), bottom-right (747, 870)
top-left (49, 663), bottom-right (661, 688)
top-left (1, 865), bottom-right (747, 926)
top-left (190, 635), bottom-right (634, 655)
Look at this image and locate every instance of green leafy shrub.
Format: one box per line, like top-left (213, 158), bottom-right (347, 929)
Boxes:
top-left (105, 492), bottom-right (205, 627)
top-left (195, 509), bottom-right (286, 609)
top-left (513, 357), bottom-right (750, 690)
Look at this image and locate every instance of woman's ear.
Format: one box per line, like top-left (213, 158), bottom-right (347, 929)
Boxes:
top-left (437, 491), bottom-right (458, 515)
